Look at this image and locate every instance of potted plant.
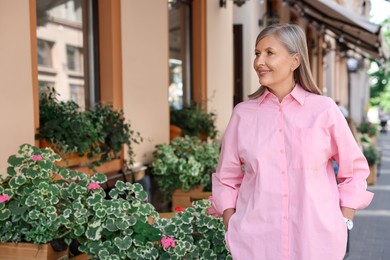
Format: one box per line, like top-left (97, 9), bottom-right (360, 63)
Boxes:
top-left (36, 87), bottom-right (142, 170)
top-left (0, 144), bottom-right (88, 259)
top-left (154, 198), bottom-right (232, 259)
top-left (68, 181), bottom-right (161, 259)
top-left (151, 136), bottom-right (220, 211)
top-left (0, 144), bottom-right (164, 259)
top-left (170, 104), bottom-right (218, 141)
top-left (357, 121), bottom-right (378, 144)
top-left (363, 145), bottom-right (379, 185)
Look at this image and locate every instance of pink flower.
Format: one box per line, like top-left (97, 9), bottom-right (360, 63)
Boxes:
top-left (0, 195), bottom-right (10, 203)
top-left (161, 236), bottom-right (175, 249)
top-left (87, 183), bottom-right (100, 190)
top-left (31, 155), bottom-right (42, 161)
top-left (175, 206), bottom-right (183, 212)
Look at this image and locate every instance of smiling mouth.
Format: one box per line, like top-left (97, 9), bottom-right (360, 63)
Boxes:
top-left (258, 70), bottom-right (271, 76)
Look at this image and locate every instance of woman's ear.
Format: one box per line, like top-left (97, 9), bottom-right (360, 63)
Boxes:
top-left (291, 53), bottom-right (300, 71)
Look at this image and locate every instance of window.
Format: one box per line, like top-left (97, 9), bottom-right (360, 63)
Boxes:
top-left (169, 0), bottom-right (192, 109)
top-left (70, 84), bottom-right (85, 109)
top-left (66, 45), bottom-right (84, 72)
top-left (37, 39), bottom-right (54, 67)
top-left (36, 0), bottom-right (99, 109)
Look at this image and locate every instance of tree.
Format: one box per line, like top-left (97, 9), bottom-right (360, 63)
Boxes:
top-left (370, 18), bottom-right (390, 110)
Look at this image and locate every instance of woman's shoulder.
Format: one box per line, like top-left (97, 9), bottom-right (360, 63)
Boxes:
top-left (305, 92), bottom-right (337, 109)
top-left (233, 99), bottom-right (259, 114)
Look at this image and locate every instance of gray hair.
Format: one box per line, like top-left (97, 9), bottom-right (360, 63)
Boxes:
top-left (249, 23), bottom-right (321, 99)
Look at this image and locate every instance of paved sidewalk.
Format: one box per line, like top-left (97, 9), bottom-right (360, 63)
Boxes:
top-left (346, 132), bottom-right (390, 260)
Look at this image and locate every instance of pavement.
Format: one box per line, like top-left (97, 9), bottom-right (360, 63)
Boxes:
top-left (345, 132), bottom-right (390, 260)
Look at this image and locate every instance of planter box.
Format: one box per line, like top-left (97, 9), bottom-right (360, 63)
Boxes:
top-left (367, 164), bottom-right (377, 185)
top-left (0, 243), bottom-right (68, 260)
top-left (40, 139), bottom-right (122, 176)
top-left (171, 185), bottom-right (212, 211)
top-left (170, 124), bottom-right (183, 142)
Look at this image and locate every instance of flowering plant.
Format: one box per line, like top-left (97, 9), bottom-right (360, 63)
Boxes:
top-left (0, 144), bottom-right (162, 259)
top-left (154, 197), bottom-right (232, 259)
top-left (0, 143), bottom-right (89, 245)
top-left (151, 136), bottom-right (220, 197)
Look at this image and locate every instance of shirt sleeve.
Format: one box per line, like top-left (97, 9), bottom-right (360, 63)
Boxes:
top-left (329, 100), bottom-right (374, 209)
top-left (212, 108), bottom-right (244, 215)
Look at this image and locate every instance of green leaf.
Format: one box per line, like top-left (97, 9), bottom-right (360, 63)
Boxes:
top-left (7, 155), bottom-right (24, 167)
top-left (86, 225), bottom-right (103, 240)
top-left (116, 218), bottom-right (130, 230)
top-left (6, 166), bottom-right (17, 176)
top-left (0, 209), bottom-right (11, 220)
top-left (114, 236), bottom-right (132, 250)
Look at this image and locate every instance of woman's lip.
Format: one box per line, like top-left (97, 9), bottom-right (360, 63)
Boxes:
top-left (258, 70), bottom-right (271, 76)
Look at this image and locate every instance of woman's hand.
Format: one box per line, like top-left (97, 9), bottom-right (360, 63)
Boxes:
top-left (341, 207), bottom-right (356, 220)
top-left (223, 208), bottom-right (236, 229)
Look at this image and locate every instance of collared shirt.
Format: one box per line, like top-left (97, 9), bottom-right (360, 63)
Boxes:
top-left (212, 85), bottom-right (373, 260)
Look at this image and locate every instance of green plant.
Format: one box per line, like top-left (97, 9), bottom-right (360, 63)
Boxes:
top-left (0, 143), bottom-right (91, 244)
top-left (151, 136), bottom-right (220, 197)
top-left (154, 198), bottom-right (232, 260)
top-left (70, 181), bottom-right (161, 260)
top-left (363, 145), bottom-right (379, 165)
top-left (170, 104), bottom-right (218, 140)
top-left (357, 121), bottom-right (378, 137)
top-left (0, 144), bottom-right (162, 259)
top-left (36, 87), bottom-right (142, 168)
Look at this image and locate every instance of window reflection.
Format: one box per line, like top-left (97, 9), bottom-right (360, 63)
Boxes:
top-left (169, 1), bottom-right (192, 109)
top-left (36, 0), bottom-right (97, 110)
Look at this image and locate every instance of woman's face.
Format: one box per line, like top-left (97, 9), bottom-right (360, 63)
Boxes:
top-left (253, 35), bottom-right (298, 94)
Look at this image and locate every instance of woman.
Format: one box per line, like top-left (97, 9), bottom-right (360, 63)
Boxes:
top-left (212, 24), bottom-right (373, 260)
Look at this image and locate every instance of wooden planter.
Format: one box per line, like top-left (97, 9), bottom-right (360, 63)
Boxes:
top-left (171, 185), bottom-right (212, 211)
top-left (40, 139), bottom-right (122, 176)
top-left (367, 164), bottom-right (377, 185)
top-left (0, 243), bottom-right (68, 260)
top-left (170, 124), bottom-right (183, 142)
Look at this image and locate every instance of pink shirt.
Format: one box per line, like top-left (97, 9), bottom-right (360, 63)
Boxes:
top-left (212, 85), bottom-right (373, 260)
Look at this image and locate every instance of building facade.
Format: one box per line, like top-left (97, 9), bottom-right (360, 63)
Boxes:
top-left (0, 0), bottom-right (387, 174)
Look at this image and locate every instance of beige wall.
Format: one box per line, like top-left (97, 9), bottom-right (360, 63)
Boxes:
top-left (233, 1), bottom-right (265, 99)
top-left (207, 1), bottom-right (234, 139)
top-left (0, 1), bottom-right (35, 175)
top-left (121, 0), bottom-right (169, 164)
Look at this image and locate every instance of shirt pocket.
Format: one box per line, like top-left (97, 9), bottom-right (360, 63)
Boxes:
top-left (292, 127), bottom-right (330, 170)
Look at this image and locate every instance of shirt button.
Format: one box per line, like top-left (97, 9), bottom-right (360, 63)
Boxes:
top-left (283, 216), bottom-right (288, 220)
top-left (283, 194), bottom-right (288, 198)
top-left (281, 171), bottom-right (286, 175)
top-left (279, 108), bottom-right (282, 112)
top-left (280, 149), bottom-right (284, 153)
top-left (278, 129), bottom-right (282, 132)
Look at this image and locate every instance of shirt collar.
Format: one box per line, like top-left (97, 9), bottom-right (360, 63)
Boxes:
top-left (289, 84), bottom-right (306, 106)
top-left (257, 84), bottom-right (306, 106)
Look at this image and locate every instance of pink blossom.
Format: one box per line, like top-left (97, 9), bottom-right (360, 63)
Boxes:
top-left (175, 206), bottom-right (183, 212)
top-left (0, 195), bottom-right (10, 203)
top-left (87, 183), bottom-right (100, 190)
top-left (208, 207), bottom-right (220, 217)
top-left (31, 155), bottom-right (42, 161)
top-left (161, 236), bottom-right (175, 249)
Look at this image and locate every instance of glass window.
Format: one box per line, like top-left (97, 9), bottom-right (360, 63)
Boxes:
top-left (37, 39), bottom-right (54, 67)
top-left (168, 0), bottom-right (192, 109)
top-left (36, 0), bottom-right (98, 110)
top-left (66, 45), bottom-right (83, 72)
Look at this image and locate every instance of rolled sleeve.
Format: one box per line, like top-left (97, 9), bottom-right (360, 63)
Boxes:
top-left (212, 109), bottom-right (244, 215)
top-left (329, 102), bottom-right (374, 209)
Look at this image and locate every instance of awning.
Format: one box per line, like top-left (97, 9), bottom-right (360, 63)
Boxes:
top-left (292, 0), bottom-right (388, 61)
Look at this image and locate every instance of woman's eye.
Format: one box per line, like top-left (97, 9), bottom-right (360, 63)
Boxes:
top-left (267, 51), bottom-right (273, 55)
top-left (255, 52), bottom-right (260, 57)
